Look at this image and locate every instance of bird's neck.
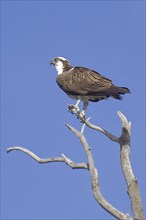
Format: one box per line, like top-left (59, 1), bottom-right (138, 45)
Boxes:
top-left (55, 64), bottom-right (73, 75)
top-left (55, 64), bottom-right (64, 75)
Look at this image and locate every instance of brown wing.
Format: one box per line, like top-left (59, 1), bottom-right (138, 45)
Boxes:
top-left (56, 67), bottom-right (113, 96)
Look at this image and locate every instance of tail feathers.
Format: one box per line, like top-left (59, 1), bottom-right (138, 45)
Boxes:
top-left (118, 86), bottom-right (131, 94)
top-left (111, 86), bottom-right (131, 100)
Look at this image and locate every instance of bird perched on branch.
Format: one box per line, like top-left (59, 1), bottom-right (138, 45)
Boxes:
top-left (50, 57), bottom-right (130, 121)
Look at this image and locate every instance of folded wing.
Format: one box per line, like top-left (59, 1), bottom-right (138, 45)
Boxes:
top-left (57, 67), bottom-right (110, 93)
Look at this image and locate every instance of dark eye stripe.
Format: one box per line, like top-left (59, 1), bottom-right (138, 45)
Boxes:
top-left (54, 58), bottom-right (60, 62)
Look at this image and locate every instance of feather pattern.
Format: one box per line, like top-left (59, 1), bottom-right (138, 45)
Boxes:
top-left (56, 67), bottom-right (130, 101)
top-left (50, 57), bottom-right (130, 106)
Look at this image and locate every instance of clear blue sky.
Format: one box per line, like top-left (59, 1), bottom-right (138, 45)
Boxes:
top-left (1, 1), bottom-right (145, 219)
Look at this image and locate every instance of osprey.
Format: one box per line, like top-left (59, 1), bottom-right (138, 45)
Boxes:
top-left (50, 57), bottom-right (130, 120)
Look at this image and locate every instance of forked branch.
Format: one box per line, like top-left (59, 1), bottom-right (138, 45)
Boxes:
top-left (65, 120), bottom-right (132, 220)
top-left (7, 146), bottom-right (88, 169)
top-left (118, 112), bottom-right (144, 220)
top-left (7, 111), bottom-right (144, 220)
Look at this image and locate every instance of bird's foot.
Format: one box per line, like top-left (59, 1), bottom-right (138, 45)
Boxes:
top-left (68, 104), bottom-right (86, 122)
top-left (67, 104), bottom-right (80, 115)
top-left (77, 111), bottom-right (86, 123)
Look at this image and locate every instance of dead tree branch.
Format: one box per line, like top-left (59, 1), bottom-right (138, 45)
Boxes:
top-left (65, 122), bottom-right (132, 220)
top-left (84, 111), bottom-right (144, 220)
top-left (7, 111), bottom-right (144, 220)
top-left (85, 119), bottom-right (119, 142)
top-left (118, 112), bottom-right (144, 220)
top-left (7, 146), bottom-right (88, 169)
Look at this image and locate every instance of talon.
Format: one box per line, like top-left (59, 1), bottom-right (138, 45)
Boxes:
top-left (75, 110), bottom-right (80, 116)
top-left (79, 116), bottom-right (86, 123)
top-left (77, 112), bottom-right (86, 123)
top-left (67, 104), bottom-right (80, 115)
top-left (80, 117), bottom-right (86, 123)
top-left (68, 104), bottom-right (74, 111)
top-left (68, 104), bottom-right (73, 111)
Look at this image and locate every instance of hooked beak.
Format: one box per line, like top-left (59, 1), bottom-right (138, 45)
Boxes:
top-left (50, 60), bottom-right (55, 65)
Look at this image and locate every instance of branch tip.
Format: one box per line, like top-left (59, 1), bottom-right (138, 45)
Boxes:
top-left (61, 153), bottom-right (68, 160)
top-left (65, 123), bottom-right (81, 138)
top-left (81, 117), bottom-right (91, 133)
top-left (7, 146), bottom-right (22, 153)
top-left (65, 123), bottom-right (71, 130)
top-left (7, 148), bottom-right (12, 153)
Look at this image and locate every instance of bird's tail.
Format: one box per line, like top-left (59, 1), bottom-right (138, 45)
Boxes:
top-left (110, 86), bottom-right (131, 100)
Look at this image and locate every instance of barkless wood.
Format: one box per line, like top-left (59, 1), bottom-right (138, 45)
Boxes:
top-left (7, 112), bottom-right (144, 220)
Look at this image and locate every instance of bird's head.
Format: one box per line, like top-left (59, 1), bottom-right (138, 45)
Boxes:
top-left (50, 57), bottom-right (73, 75)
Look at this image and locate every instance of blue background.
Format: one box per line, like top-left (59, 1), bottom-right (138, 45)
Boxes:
top-left (1, 1), bottom-right (145, 219)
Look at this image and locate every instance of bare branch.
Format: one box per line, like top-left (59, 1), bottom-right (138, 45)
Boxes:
top-left (61, 153), bottom-right (89, 169)
top-left (84, 119), bottom-right (119, 142)
top-left (7, 111), bottom-right (144, 219)
top-left (65, 123), bottom-right (132, 220)
top-left (7, 146), bottom-right (88, 169)
top-left (117, 112), bottom-right (144, 220)
top-left (81, 117), bottom-right (91, 134)
top-left (81, 111), bottom-right (144, 219)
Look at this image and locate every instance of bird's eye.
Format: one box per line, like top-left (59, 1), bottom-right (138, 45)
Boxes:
top-left (54, 58), bottom-right (60, 62)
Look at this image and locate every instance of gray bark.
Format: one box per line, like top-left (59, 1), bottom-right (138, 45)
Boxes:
top-left (7, 111), bottom-right (144, 220)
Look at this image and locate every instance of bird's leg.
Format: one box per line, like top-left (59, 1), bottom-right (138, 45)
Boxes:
top-left (68, 100), bottom-right (80, 115)
top-left (78, 101), bottom-right (89, 122)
